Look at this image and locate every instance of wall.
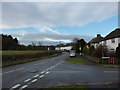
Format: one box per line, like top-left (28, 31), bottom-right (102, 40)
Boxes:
top-left (105, 38), bottom-right (120, 51)
top-left (55, 46), bottom-right (72, 51)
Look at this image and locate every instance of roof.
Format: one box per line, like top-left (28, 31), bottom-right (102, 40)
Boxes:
top-left (104, 28), bottom-right (120, 40)
top-left (89, 34), bottom-right (104, 43)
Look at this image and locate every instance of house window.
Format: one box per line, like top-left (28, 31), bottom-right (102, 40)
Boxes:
top-left (118, 38), bottom-right (120, 43)
top-left (111, 38), bottom-right (115, 43)
top-left (104, 40), bottom-right (106, 44)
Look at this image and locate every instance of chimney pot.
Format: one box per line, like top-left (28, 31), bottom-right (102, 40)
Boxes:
top-left (97, 34), bottom-right (101, 37)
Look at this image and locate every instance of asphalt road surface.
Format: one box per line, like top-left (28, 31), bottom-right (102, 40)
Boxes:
top-left (1, 52), bottom-right (119, 89)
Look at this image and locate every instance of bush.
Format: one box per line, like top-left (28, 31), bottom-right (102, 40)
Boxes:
top-left (88, 46), bottom-right (95, 55)
top-left (93, 45), bottom-right (109, 58)
top-left (116, 43), bottom-right (120, 58)
top-left (83, 45), bottom-right (89, 54)
top-left (2, 51), bottom-right (61, 64)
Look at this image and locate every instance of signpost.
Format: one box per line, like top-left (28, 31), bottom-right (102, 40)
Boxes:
top-left (48, 47), bottom-right (50, 51)
top-left (101, 57), bottom-right (110, 64)
top-left (48, 47), bottom-right (50, 56)
top-left (79, 47), bottom-right (82, 55)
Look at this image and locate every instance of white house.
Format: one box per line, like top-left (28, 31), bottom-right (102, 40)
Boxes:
top-left (89, 34), bottom-right (104, 49)
top-left (101, 28), bottom-right (120, 51)
top-left (55, 46), bottom-right (73, 51)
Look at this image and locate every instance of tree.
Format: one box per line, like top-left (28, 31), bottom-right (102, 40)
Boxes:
top-left (75, 39), bottom-right (86, 53)
top-left (116, 43), bottom-right (120, 58)
top-left (72, 38), bottom-right (79, 43)
top-left (83, 45), bottom-right (89, 54)
top-left (38, 42), bottom-right (43, 46)
top-left (32, 42), bottom-right (36, 46)
top-left (2, 34), bottom-right (19, 50)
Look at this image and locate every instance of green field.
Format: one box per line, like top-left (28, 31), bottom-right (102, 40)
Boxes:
top-left (1, 50), bottom-right (47, 55)
top-left (66, 58), bottom-right (87, 65)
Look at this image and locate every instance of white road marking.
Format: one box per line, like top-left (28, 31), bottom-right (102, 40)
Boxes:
top-left (39, 75), bottom-right (44, 78)
top-left (104, 71), bottom-right (118, 73)
top-left (16, 68), bottom-right (24, 71)
top-left (31, 79), bottom-right (38, 83)
top-left (11, 84), bottom-right (21, 89)
top-left (33, 74), bottom-right (39, 78)
top-left (46, 68), bottom-right (50, 71)
top-left (41, 71), bottom-right (45, 74)
top-left (2, 70), bottom-right (16, 75)
top-left (45, 71), bottom-right (50, 74)
top-left (49, 67), bottom-right (53, 69)
top-left (24, 79), bottom-right (31, 82)
top-left (21, 85), bottom-right (28, 89)
top-left (1, 67), bottom-right (25, 75)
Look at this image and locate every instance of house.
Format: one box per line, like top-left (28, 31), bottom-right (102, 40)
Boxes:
top-left (89, 34), bottom-right (104, 49)
top-left (89, 28), bottom-right (120, 52)
top-left (101, 28), bottom-right (120, 51)
top-left (55, 46), bottom-right (73, 51)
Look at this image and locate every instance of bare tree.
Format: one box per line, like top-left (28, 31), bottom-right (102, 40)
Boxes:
top-left (72, 38), bottom-right (79, 43)
top-left (32, 42), bottom-right (36, 46)
top-left (38, 42), bottom-right (43, 46)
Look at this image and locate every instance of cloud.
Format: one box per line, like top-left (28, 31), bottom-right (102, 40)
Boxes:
top-left (12, 33), bottom-right (93, 45)
top-left (1, 2), bottom-right (117, 45)
top-left (2, 2), bottom-right (117, 29)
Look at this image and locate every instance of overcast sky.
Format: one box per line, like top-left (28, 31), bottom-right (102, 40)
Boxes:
top-left (1, 2), bottom-right (118, 45)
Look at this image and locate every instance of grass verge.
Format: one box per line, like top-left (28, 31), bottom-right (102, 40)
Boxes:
top-left (1, 50), bottom-right (46, 55)
top-left (41, 85), bottom-right (87, 90)
top-left (82, 54), bottom-right (99, 63)
top-left (66, 58), bottom-right (87, 65)
top-left (1, 54), bottom-right (60, 67)
top-left (83, 54), bottom-right (120, 67)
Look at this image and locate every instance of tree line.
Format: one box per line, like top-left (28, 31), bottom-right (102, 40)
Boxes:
top-left (1, 34), bottom-right (55, 51)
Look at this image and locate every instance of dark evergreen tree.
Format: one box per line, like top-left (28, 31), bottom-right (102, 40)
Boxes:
top-left (116, 43), bottom-right (120, 58)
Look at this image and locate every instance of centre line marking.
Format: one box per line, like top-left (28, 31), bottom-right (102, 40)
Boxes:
top-left (11, 84), bottom-right (21, 89)
top-left (31, 79), bottom-right (38, 83)
top-left (33, 74), bottom-right (39, 78)
top-left (2, 70), bottom-right (16, 75)
top-left (2, 67), bottom-right (25, 75)
top-left (21, 85), bottom-right (28, 89)
top-left (104, 71), bottom-right (118, 73)
top-left (16, 68), bottom-right (24, 71)
top-left (39, 75), bottom-right (44, 78)
top-left (24, 79), bottom-right (31, 82)
top-left (41, 71), bottom-right (45, 74)
top-left (45, 71), bottom-right (50, 74)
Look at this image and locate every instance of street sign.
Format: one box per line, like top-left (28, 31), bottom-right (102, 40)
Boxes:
top-left (79, 47), bottom-right (81, 50)
top-left (48, 47), bottom-right (50, 51)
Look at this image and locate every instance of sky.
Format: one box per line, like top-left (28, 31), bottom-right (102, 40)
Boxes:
top-left (0, 1), bottom-right (118, 45)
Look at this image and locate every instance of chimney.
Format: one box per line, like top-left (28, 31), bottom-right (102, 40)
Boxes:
top-left (97, 34), bottom-right (101, 37)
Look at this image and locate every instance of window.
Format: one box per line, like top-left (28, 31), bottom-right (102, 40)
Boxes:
top-left (104, 40), bottom-right (106, 44)
top-left (111, 38), bottom-right (115, 43)
top-left (118, 38), bottom-right (120, 43)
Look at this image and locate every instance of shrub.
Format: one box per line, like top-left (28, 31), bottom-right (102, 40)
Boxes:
top-left (93, 45), bottom-right (109, 58)
top-left (83, 45), bottom-right (89, 54)
top-left (88, 46), bottom-right (95, 55)
top-left (116, 43), bottom-right (120, 58)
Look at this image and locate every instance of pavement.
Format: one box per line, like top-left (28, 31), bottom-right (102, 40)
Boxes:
top-left (1, 52), bottom-right (119, 89)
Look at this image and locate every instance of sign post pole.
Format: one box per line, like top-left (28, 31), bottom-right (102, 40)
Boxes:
top-left (79, 47), bottom-right (81, 55)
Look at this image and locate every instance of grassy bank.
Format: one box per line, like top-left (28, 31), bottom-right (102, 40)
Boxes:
top-left (1, 50), bottom-right (46, 55)
top-left (2, 53), bottom-right (60, 67)
top-left (41, 84), bottom-right (87, 90)
top-left (82, 54), bottom-right (100, 63)
top-left (66, 58), bottom-right (87, 65)
top-left (1, 50), bottom-right (61, 67)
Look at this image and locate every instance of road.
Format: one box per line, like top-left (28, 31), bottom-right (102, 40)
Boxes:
top-left (1, 52), bottom-right (119, 89)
